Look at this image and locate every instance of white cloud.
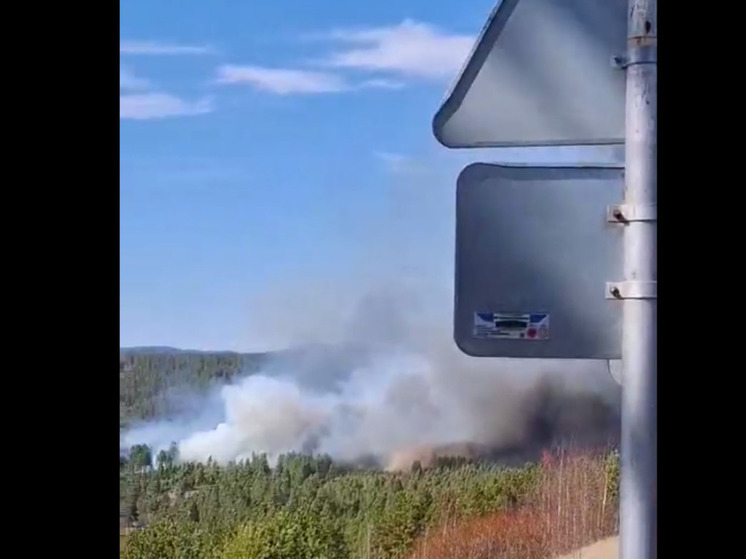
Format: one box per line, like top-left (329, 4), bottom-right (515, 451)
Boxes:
top-left (215, 65), bottom-right (408, 95)
top-left (210, 20), bottom-right (470, 96)
top-left (120, 93), bottom-right (213, 120)
top-left (120, 41), bottom-right (215, 55)
top-left (120, 67), bottom-right (150, 91)
top-left (359, 78), bottom-right (405, 90)
top-left (215, 65), bottom-right (349, 94)
top-left (317, 20), bottom-right (474, 80)
top-left (119, 66), bottom-right (214, 120)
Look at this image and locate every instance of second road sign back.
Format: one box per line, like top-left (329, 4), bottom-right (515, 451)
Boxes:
top-left (455, 163), bottom-right (624, 359)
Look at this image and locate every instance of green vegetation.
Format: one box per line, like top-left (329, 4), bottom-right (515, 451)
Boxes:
top-left (120, 350), bottom-right (268, 427)
top-left (120, 350), bottom-right (620, 558)
top-left (120, 449), bottom-right (619, 559)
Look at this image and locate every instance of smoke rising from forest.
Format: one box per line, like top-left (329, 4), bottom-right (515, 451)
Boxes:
top-left (122, 320), bottom-right (620, 469)
top-left (121, 149), bottom-right (622, 470)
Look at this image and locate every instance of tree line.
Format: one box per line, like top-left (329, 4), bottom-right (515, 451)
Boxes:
top-left (120, 448), bottom-right (619, 559)
top-left (120, 351), bottom-right (267, 427)
top-left (120, 350), bottom-right (619, 558)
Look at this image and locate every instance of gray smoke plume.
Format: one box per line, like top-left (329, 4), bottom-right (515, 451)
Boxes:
top-left (122, 308), bottom-right (620, 468)
top-left (121, 147), bottom-right (622, 469)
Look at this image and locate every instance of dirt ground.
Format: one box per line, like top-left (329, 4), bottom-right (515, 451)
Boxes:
top-left (556, 537), bottom-right (618, 559)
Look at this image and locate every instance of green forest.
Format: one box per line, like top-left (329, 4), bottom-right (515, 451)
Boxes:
top-left (120, 349), bottom-right (268, 427)
top-left (120, 350), bottom-right (620, 559)
top-left (121, 447), bottom-right (619, 559)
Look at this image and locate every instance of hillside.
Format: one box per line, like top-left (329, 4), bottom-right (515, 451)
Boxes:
top-left (120, 448), bottom-right (619, 559)
top-left (119, 348), bottom-right (270, 427)
top-left (119, 347), bottom-right (621, 558)
top-left (120, 343), bottom-right (404, 428)
top-left (120, 346), bottom-right (620, 461)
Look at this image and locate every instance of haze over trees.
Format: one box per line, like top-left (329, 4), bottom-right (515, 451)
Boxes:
top-left (120, 349), bottom-right (268, 427)
top-left (119, 349), bottom-right (620, 559)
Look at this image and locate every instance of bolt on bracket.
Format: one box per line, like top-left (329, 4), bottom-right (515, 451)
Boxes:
top-left (606, 281), bottom-right (657, 300)
top-left (607, 203), bottom-right (657, 224)
top-left (611, 45), bottom-right (657, 69)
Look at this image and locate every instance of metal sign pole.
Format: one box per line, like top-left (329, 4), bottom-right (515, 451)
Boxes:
top-left (432, 1), bottom-right (657, 553)
top-left (619, 1), bottom-right (657, 558)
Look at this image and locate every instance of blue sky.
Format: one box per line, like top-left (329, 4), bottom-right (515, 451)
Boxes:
top-left (120, 0), bottom-right (621, 351)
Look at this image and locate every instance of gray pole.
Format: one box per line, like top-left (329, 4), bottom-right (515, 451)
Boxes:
top-left (620, 1), bottom-right (657, 559)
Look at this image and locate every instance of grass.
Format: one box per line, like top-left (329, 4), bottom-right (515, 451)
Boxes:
top-left (406, 447), bottom-right (619, 559)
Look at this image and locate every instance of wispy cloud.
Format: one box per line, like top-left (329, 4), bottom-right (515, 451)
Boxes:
top-left (373, 151), bottom-right (425, 175)
top-left (215, 65), bottom-right (400, 95)
top-left (120, 67), bottom-right (150, 91)
top-left (315, 20), bottom-right (474, 81)
top-left (375, 151), bottom-right (408, 172)
top-left (120, 93), bottom-right (214, 120)
top-left (359, 78), bottom-right (405, 90)
top-left (120, 40), bottom-right (215, 55)
top-left (211, 21), bottom-right (470, 96)
top-left (216, 65), bottom-right (348, 94)
top-left (119, 68), bottom-right (213, 120)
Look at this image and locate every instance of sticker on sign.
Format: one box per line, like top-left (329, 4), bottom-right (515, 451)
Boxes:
top-left (473, 312), bottom-right (549, 340)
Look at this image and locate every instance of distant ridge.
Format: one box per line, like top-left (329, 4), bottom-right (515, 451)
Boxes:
top-left (120, 346), bottom-right (263, 356)
top-left (119, 342), bottom-right (356, 357)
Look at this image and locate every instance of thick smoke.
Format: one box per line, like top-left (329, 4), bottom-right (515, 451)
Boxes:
top-left (122, 328), bottom-right (620, 469)
top-left (122, 148), bottom-right (622, 469)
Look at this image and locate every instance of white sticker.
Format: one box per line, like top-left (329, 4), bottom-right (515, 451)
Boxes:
top-left (473, 312), bottom-right (549, 340)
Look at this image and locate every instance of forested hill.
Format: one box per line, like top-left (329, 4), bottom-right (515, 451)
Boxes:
top-left (121, 346), bottom-right (260, 355)
top-left (119, 348), bottom-right (270, 427)
top-left (120, 343), bottom-right (380, 428)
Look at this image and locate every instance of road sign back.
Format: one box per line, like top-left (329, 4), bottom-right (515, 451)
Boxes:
top-left (433, 0), bottom-right (627, 148)
top-left (455, 163), bottom-right (624, 359)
